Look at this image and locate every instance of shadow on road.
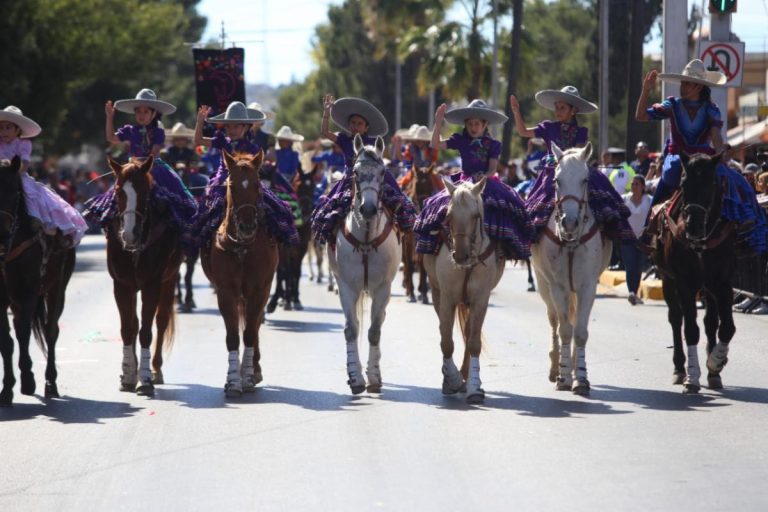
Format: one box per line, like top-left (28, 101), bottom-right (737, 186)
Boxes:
top-left (0, 395), bottom-right (141, 424)
top-left (265, 319), bottom-right (343, 333)
top-left (591, 385), bottom-right (729, 411)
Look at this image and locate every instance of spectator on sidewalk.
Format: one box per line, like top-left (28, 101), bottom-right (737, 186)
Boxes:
top-left (622, 175), bottom-right (652, 305)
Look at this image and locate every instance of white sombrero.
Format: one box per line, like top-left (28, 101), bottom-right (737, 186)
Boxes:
top-left (0, 106), bottom-right (41, 138)
top-left (247, 102), bottom-right (275, 120)
top-left (444, 99), bottom-right (508, 125)
top-left (658, 59), bottom-right (727, 87)
top-left (535, 86), bottom-right (598, 114)
top-left (166, 122), bottom-right (195, 139)
top-left (331, 97), bottom-right (389, 136)
top-left (275, 125), bottom-right (304, 142)
top-left (206, 101), bottom-right (267, 124)
top-left (114, 89), bottom-right (176, 115)
top-left (395, 124), bottom-right (419, 138)
top-left (404, 125), bottom-right (432, 142)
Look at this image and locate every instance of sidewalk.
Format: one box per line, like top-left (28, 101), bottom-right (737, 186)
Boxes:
top-left (599, 270), bottom-right (664, 301)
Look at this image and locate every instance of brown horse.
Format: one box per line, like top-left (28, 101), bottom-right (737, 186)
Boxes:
top-left (107, 157), bottom-right (182, 397)
top-left (201, 151), bottom-right (278, 398)
top-left (0, 157), bottom-right (76, 405)
top-left (401, 163), bottom-right (442, 303)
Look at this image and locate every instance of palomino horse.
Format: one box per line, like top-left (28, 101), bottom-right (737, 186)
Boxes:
top-left (648, 153), bottom-right (736, 393)
top-left (423, 177), bottom-right (505, 404)
top-left (328, 135), bottom-right (400, 394)
top-left (0, 157), bottom-right (76, 405)
top-left (201, 152), bottom-right (278, 398)
top-left (402, 163), bottom-right (441, 304)
top-left (530, 143), bottom-right (610, 396)
top-left (107, 157), bottom-right (183, 396)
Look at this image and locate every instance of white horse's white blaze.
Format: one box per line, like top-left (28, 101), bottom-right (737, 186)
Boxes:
top-left (122, 182), bottom-right (138, 245)
top-left (531, 143), bottom-right (609, 395)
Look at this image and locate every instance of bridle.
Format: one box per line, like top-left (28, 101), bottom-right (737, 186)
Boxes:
top-left (670, 170), bottom-right (729, 254)
top-left (226, 203), bottom-right (261, 244)
top-left (117, 188), bottom-right (151, 254)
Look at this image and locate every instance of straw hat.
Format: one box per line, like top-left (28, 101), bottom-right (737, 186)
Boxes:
top-left (404, 125), bottom-right (432, 142)
top-left (0, 106), bottom-right (41, 138)
top-left (444, 99), bottom-right (508, 125)
top-left (247, 102), bottom-right (275, 120)
top-left (114, 89), bottom-right (176, 115)
top-left (395, 124), bottom-right (420, 138)
top-left (331, 97), bottom-right (389, 136)
top-left (206, 101), bottom-right (267, 124)
top-left (166, 122), bottom-right (195, 139)
top-left (535, 86), bottom-right (598, 114)
top-left (658, 59), bottom-right (727, 87)
top-left (274, 125), bottom-right (304, 142)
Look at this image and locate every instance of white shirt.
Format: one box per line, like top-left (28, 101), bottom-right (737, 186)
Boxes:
top-left (622, 193), bottom-right (653, 238)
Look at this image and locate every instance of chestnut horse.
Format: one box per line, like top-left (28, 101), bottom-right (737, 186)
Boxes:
top-left (0, 157), bottom-right (76, 405)
top-left (107, 157), bottom-right (183, 397)
top-left (201, 152), bottom-right (278, 398)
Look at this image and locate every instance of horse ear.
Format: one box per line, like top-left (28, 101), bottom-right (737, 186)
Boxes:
top-left (141, 156), bottom-right (154, 174)
top-left (580, 142), bottom-right (592, 162)
top-left (252, 150), bottom-right (264, 172)
top-left (353, 134), bottom-right (364, 155)
top-left (222, 151), bottom-right (237, 173)
top-left (551, 143), bottom-right (564, 163)
top-left (108, 157), bottom-right (123, 177)
top-left (375, 136), bottom-right (385, 158)
top-left (472, 176), bottom-right (487, 196)
top-left (678, 151), bottom-right (690, 170)
top-left (443, 177), bottom-right (456, 196)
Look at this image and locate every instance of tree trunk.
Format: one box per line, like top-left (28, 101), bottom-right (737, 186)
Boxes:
top-left (625, 0), bottom-right (645, 157)
top-left (501, 0), bottom-right (523, 164)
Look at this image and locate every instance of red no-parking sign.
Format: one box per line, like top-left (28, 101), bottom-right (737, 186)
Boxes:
top-left (700, 41), bottom-right (745, 87)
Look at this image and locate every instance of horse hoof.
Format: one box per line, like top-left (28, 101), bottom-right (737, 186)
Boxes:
top-left (572, 380), bottom-right (590, 396)
top-left (555, 378), bottom-right (572, 391)
top-left (152, 371), bottom-right (164, 385)
top-left (44, 382), bottom-right (60, 399)
top-left (672, 372), bottom-right (686, 385)
top-left (707, 374), bottom-right (723, 390)
top-left (327, 284), bottom-right (334, 292)
top-left (225, 386), bottom-right (243, 399)
top-left (0, 389), bottom-right (13, 406)
top-left (283, 301), bottom-right (293, 311)
top-left (366, 383), bottom-right (382, 394)
top-left (442, 379), bottom-right (466, 395)
top-left (20, 372), bottom-right (36, 396)
top-left (136, 382), bottom-right (155, 397)
top-left (682, 384), bottom-right (700, 394)
top-left (242, 379), bottom-right (257, 393)
top-left (420, 294), bottom-right (430, 305)
top-left (293, 301), bottom-right (304, 311)
top-left (266, 301), bottom-right (277, 314)
top-left (178, 304), bottom-right (192, 313)
top-left (466, 389), bottom-right (485, 404)
top-left (407, 295), bottom-right (416, 303)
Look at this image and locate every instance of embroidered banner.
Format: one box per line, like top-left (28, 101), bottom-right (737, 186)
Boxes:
top-left (193, 48), bottom-right (246, 116)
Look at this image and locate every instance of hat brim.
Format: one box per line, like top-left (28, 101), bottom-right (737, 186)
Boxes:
top-left (657, 72), bottom-right (727, 87)
top-left (444, 106), bottom-right (508, 125)
top-left (0, 112), bottom-right (41, 138)
top-left (167, 130), bottom-right (195, 139)
top-left (114, 99), bottom-right (177, 115)
top-left (206, 108), bottom-right (267, 124)
top-left (277, 134), bottom-right (304, 142)
top-left (331, 97), bottom-right (389, 136)
top-left (404, 132), bottom-right (433, 142)
top-left (535, 90), bottom-right (598, 114)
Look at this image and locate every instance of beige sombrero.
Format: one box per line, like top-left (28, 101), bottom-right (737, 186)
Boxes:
top-left (658, 59), bottom-right (727, 87)
top-left (535, 86), bottom-right (598, 114)
top-left (404, 125), bottom-right (432, 142)
top-left (166, 122), bottom-right (195, 139)
top-left (206, 101), bottom-right (267, 124)
top-left (444, 99), bottom-right (508, 125)
top-left (331, 97), bottom-right (389, 136)
top-left (114, 89), bottom-right (176, 115)
top-left (395, 124), bottom-right (419, 138)
top-left (0, 106), bottom-right (41, 138)
top-left (247, 102), bottom-right (275, 120)
top-left (274, 125), bottom-right (304, 142)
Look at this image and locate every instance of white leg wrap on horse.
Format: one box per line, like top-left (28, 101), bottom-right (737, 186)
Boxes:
top-left (366, 346), bottom-right (381, 382)
top-left (241, 347), bottom-right (255, 377)
top-left (467, 356), bottom-right (482, 393)
top-left (346, 341), bottom-right (363, 385)
top-left (228, 350), bottom-right (240, 379)
top-left (686, 345), bottom-right (701, 386)
top-left (122, 345), bottom-right (136, 372)
top-left (559, 344), bottom-right (573, 384)
top-left (707, 342), bottom-right (729, 373)
top-left (139, 348), bottom-right (151, 382)
top-left (575, 345), bottom-right (587, 381)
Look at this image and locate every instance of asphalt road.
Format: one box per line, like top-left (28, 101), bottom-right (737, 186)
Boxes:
top-left (2, 234), bottom-right (767, 511)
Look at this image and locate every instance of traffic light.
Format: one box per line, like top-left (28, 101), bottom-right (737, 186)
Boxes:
top-left (709, 0), bottom-right (737, 14)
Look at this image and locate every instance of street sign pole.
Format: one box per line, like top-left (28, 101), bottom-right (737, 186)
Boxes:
top-left (709, 12), bottom-right (731, 139)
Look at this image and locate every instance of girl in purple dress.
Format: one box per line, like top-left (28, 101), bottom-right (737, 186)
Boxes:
top-left (310, 94), bottom-right (416, 244)
top-left (414, 100), bottom-right (532, 260)
top-left (511, 86), bottom-right (632, 241)
top-left (189, 102), bottom-right (298, 247)
top-left (85, 89), bottom-right (197, 233)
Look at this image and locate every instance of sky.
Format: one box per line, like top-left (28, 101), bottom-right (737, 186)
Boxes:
top-left (196, 0), bottom-right (768, 88)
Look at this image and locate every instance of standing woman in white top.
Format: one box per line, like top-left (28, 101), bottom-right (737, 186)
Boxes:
top-left (622, 175), bottom-right (653, 305)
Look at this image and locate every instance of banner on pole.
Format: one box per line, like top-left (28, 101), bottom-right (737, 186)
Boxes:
top-left (193, 48), bottom-right (246, 117)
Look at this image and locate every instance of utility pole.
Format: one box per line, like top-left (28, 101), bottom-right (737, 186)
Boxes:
top-left (490, 0), bottom-right (499, 138)
top-left (709, 11), bottom-right (731, 139)
top-left (662, 0), bottom-right (688, 150)
top-left (598, 0), bottom-right (609, 155)
top-left (220, 21), bottom-right (226, 49)
top-left (395, 58), bottom-right (402, 134)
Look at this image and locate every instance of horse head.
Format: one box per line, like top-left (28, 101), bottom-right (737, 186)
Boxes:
top-left (223, 150), bottom-right (264, 242)
top-left (109, 156), bottom-right (154, 252)
top-left (352, 134), bottom-right (386, 220)
top-left (444, 176), bottom-right (486, 267)
top-left (679, 152), bottom-right (722, 243)
top-left (552, 142), bottom-right (592, 242)
top-left (0, 157), bottom-right (24, 258)
top-left (295, 165), bottom-right (319, 220)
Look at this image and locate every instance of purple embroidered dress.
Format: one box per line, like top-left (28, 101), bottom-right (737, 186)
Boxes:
top-left (190, 130), bottom-right (298, 247)
top-left (311, 132), bottom-right (416, 244)
top-left (414, 130), bottom-right (533, 259)
top-left (524, 120), bottom-right (633, 241)
top-left (84, 124), bottom-right (197, 233)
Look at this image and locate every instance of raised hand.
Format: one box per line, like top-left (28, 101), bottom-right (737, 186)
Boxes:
top-left (642, 70), bottom-right (658, 90)
top-left (105, 100), bottom-right (115, 118)
top-left (434, 103), bottom-right (447, 122)
top-left (323, 94), bottom-right (335, 114)
top-left (509, 94), bottom-right (520, 113)
top-left (197, 105), bottom-right (212, 122)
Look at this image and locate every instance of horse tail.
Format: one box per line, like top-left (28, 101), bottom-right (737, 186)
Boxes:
top-left (32, 296), bottom-right (48, 357)
top-left (157, 277), bottom-right (177, 355)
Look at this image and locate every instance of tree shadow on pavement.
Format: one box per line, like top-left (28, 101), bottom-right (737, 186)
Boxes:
top-left (591, 385), bottom-right (729, 411)
top-left (0, 395), bottom-right (141, 424)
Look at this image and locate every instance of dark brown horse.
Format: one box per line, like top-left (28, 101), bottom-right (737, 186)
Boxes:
top-left (201, 151), bottom-right (278, 398)
top-left (401, 163), bottom-right (441, 303)
top-left (0, 157), bottom-right (76, 406)
top-left (107, 157), bottom-right (182, 397)
top-left (649, 152), bottom-right (736, 394)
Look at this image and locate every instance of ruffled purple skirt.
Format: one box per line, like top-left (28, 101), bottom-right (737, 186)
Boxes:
top-left (311, 171), bottom-right (416, 244)
top-left (413, 173), bottom-right (533, 260)
top-left (83, 158), bottom-right (197, 234)
top-left (526, 165), bottom-right (635, 242)
top-left (717, 165), bottom-right (767, 255)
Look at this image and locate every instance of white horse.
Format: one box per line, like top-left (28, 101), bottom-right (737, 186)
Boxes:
top-left (328, 135), bottom-right (400, 394)
top-left (530, 142), bottom-right (611, 396)
top-left (423, 177), bottom-right (505, 403)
